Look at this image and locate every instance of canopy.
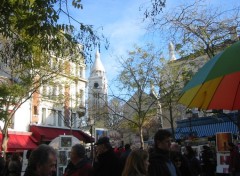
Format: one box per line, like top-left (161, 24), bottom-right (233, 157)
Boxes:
top-left (30, 125), bottom-right (94, 143)
top-left (0, 132), bottom-right (38, 152)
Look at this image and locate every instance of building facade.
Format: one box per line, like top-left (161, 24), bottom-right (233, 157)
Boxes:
top-left (0, 46), bottom-right (92, 152)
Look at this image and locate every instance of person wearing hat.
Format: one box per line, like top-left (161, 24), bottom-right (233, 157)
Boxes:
top-left (64, 144), bottom-right (93, 176)
top-left (93, 137), bottom-right (122, 176)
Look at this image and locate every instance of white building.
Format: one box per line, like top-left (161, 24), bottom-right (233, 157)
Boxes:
top-left (0, 47), bottom-right (92, 152)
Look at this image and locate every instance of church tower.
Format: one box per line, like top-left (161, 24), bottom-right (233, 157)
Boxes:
top-left (88, 50), bottom-right (108, 127)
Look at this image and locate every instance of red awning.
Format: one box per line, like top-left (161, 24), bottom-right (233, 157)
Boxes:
top-left (0, 132), bottom-right (38, 152)
top-left (30, 125), bottom-right (94, 143)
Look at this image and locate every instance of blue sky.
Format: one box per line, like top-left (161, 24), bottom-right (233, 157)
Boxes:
top-left (67, 0), bottom-right (239, 89)
top-left (77, 0), bottom-right (148, 82)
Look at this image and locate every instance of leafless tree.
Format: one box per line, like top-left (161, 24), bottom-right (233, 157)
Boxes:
top-left (144, 0), bottom-right (240, 58)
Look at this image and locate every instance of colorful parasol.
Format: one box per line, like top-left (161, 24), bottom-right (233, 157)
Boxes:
top-left (178, 41), bottom-right (240, 110)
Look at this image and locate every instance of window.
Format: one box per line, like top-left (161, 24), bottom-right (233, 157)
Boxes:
top-left (79, 67), bottom-right (83, 78)
top-left (58, 59), bottom-right (63, 71)
top-left (53, 58), bottom-right (58, 70)
top-left (72, 63), bottom-right (76, 76)
top-left (58, 111), bottom-right (62, 127)
top-left (52, 85), bottom-right (57, 97)
top-left (72, 113), bottom-right (77, 128)
top-left (42, 108), bottom-right (46, 124)
top-left (79, 89), bottom-right (84, 107)
top-left (75, 65), bottom-right (79, 76)
top-left (58, 85), bottom-right (63, 96)
top-left (50, 110), bottom-right (56, 126)
top-left (42, 85), bottom-right (47, 96)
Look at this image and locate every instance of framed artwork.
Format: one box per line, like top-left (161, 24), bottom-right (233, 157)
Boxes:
top-left (58, 150), bottom-right (68, 166)
top-left (95, 128), bottom-right (108, 142)
top-left (217, 152), bottom-right (230, 165)
top-left (60, 136), bottom-right (72, 148)
top-left (216, 132), bottom-right (232, 152)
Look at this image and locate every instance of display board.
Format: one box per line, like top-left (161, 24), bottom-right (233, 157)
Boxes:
top-left (216, 152), bottom-right (230, 174)
top-left (57, 135), bottom-right (72, 176)
top-left (49, 135), bottom-right (81, 176)
top-left (216, 132), bottom-right (232, 174)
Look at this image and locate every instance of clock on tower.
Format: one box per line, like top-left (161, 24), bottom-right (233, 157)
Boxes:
top-left (94, 82), bottom-right (99, 88)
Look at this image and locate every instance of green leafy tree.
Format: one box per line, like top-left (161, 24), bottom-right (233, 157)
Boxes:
top-left (143, 0), bottom-right (240, 139)
top-left (151, 57), bottom-right (197, 140)
top-left (0, 0), bottom-right (106, 156)
top-left (109, 44), bottom-right (160, 148)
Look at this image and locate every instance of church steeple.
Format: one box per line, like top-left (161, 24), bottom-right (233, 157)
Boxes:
top-left (169, 42), bottom-right (176, 61)
top-left (88, 50), bottom-right (108, 128)
top-left (90, 50), bottom-right (105, 76)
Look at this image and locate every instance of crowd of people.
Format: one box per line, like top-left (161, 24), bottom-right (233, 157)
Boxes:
top-left (0, 129), bottom-right (239, 176)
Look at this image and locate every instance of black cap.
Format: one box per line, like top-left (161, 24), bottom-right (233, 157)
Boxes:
top-left (95, 137), bottom-right (110, 145)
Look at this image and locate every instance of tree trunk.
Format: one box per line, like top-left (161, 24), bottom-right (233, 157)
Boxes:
top-left (139, 127), bottom-right (144, 149)
top-left (2, 129), bottom-right (9, 160)
top-left (157, 101), bottom-right (163, 128)
top-left (169, 104), bottom-right (176, 141)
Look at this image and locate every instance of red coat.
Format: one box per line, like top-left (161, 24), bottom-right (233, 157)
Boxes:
top-left (64, 159), bottom-right (93, 176)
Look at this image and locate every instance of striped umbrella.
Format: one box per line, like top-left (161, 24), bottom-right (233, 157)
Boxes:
top-left (178, 41), bottom-right (240, 110)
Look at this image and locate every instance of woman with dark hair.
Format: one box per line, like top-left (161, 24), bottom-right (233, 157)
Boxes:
top-left (122, 149), bottom-right (149, 176)
top-left (184, 146), bottom-right (201, 176)
top-left (7, 153), bottom-right (22, 176)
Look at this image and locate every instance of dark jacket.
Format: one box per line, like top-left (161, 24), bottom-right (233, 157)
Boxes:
top-left (64, 158), bottom-right (93, 176)
top-left (93, 149), bottom-right (122, 176)
top-left (229, 147), bottom-right (240, 173)
top-left (184, 154), bottom-right (201, 176)
top-left (170, 151), bottom-right (191, 176)
top-left (148, 148), bottom-right (180, 176)
top-left (0, 156), bottom-right (5, 175)
top-left (7, 160), bottom-right (22, 176)
top-left (200, 148), bottom-right (216, 175)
